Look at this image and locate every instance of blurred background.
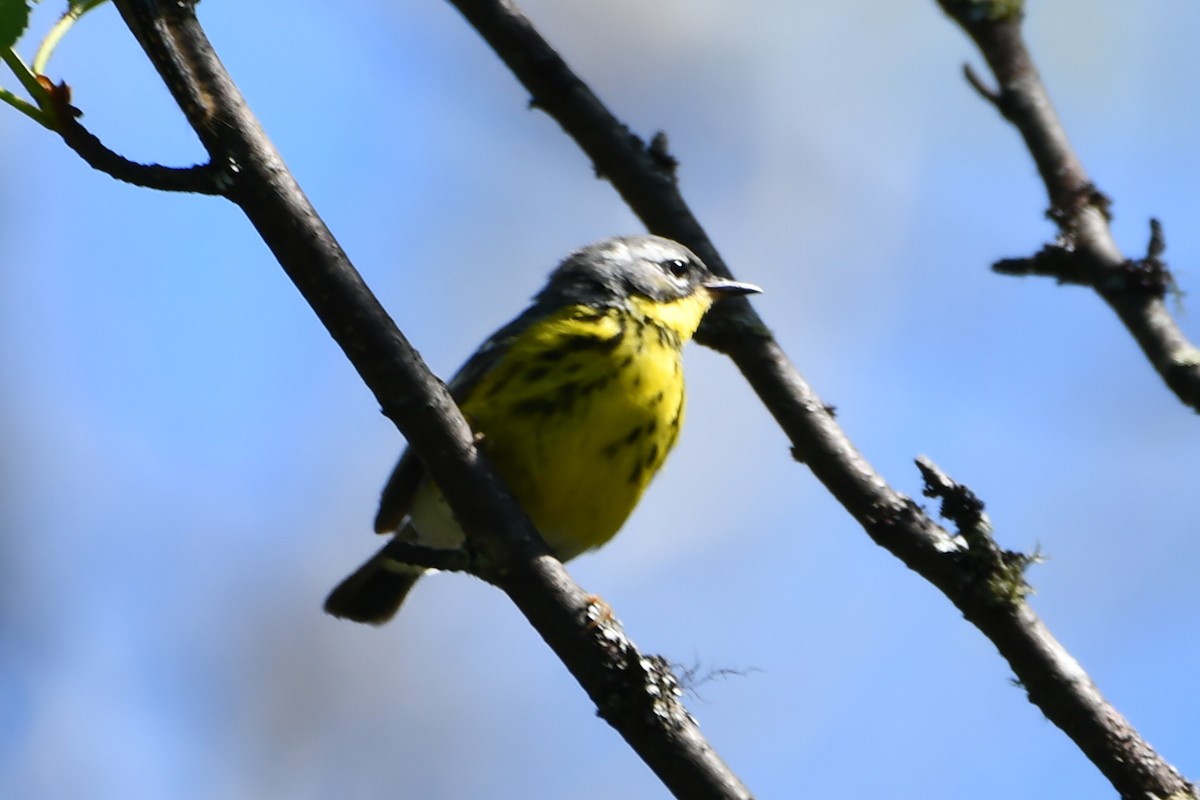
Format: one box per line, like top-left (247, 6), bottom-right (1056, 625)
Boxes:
top-left (2, 2), bottom-right (1199, 798)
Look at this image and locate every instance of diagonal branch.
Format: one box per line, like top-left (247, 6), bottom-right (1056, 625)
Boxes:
top-left (445, 0), bottom-right (1197, 797)
top-left (106, 1), bottom-right (751, 797)
top-left (943, 3), bottom-right (1200, 411)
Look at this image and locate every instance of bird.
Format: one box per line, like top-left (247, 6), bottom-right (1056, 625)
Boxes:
top-left (324, 234), bottom-right (760, 624)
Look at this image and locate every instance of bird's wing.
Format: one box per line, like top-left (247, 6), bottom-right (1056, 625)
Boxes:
top-left (372, 301), bottom-right (549, 533)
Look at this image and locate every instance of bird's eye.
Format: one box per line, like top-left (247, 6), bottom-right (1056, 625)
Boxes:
top-left (661, 258), bottom-right (690, 279)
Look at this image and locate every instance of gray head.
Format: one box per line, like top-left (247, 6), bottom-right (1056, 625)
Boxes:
top-left (536, 235), bottom-right (760, 307)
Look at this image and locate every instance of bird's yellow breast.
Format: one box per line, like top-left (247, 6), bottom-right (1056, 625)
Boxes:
top-left (448, 294), bottom-right (711, 559)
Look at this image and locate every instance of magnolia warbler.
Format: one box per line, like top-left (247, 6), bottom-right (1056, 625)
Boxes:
top-left (325, 235), bottom-right (760, 624)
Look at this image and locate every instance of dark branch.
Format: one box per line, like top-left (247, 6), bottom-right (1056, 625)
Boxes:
top-left (992, 220), bottom-right (1178, 297)
top-left (44, 76), bottom-right (223, 194)
top-left (108, 2), bottom-right (751, 798)
top-left (941, 3), bottom-right (1198, 792)
top-left (450, 0), bottom-right (1197, 797)
top-left (940, 2), bottom-right (1200, 412)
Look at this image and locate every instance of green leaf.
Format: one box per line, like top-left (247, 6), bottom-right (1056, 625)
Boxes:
top-left (0, 0), bottom-right (34, 52)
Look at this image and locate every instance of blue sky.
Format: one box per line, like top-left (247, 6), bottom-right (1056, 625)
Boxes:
top-left (3, 2), bottom-right (1199, 798)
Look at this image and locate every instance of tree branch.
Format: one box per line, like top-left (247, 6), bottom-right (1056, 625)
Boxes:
top-left (942, 2), bottom-right (1200, 411)
top-left (445, 0), bottom-right (1197, 797)
top-left (106, 1), bottom-right (751, 797)
top-left (43, 76), bottom-right (223, 194)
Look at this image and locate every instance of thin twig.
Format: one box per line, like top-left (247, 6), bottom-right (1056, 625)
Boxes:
top-left (43, 77), bottom-right (224, 194)
top-left (5, 22), bottom-right (219, 190)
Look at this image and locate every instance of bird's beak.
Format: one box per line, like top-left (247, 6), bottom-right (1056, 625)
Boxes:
top-left (703, 278), bottom-right (762, 298)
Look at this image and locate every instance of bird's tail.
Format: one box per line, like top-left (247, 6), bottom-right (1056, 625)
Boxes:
top-left (324, 545), bottom-right (424, 625)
